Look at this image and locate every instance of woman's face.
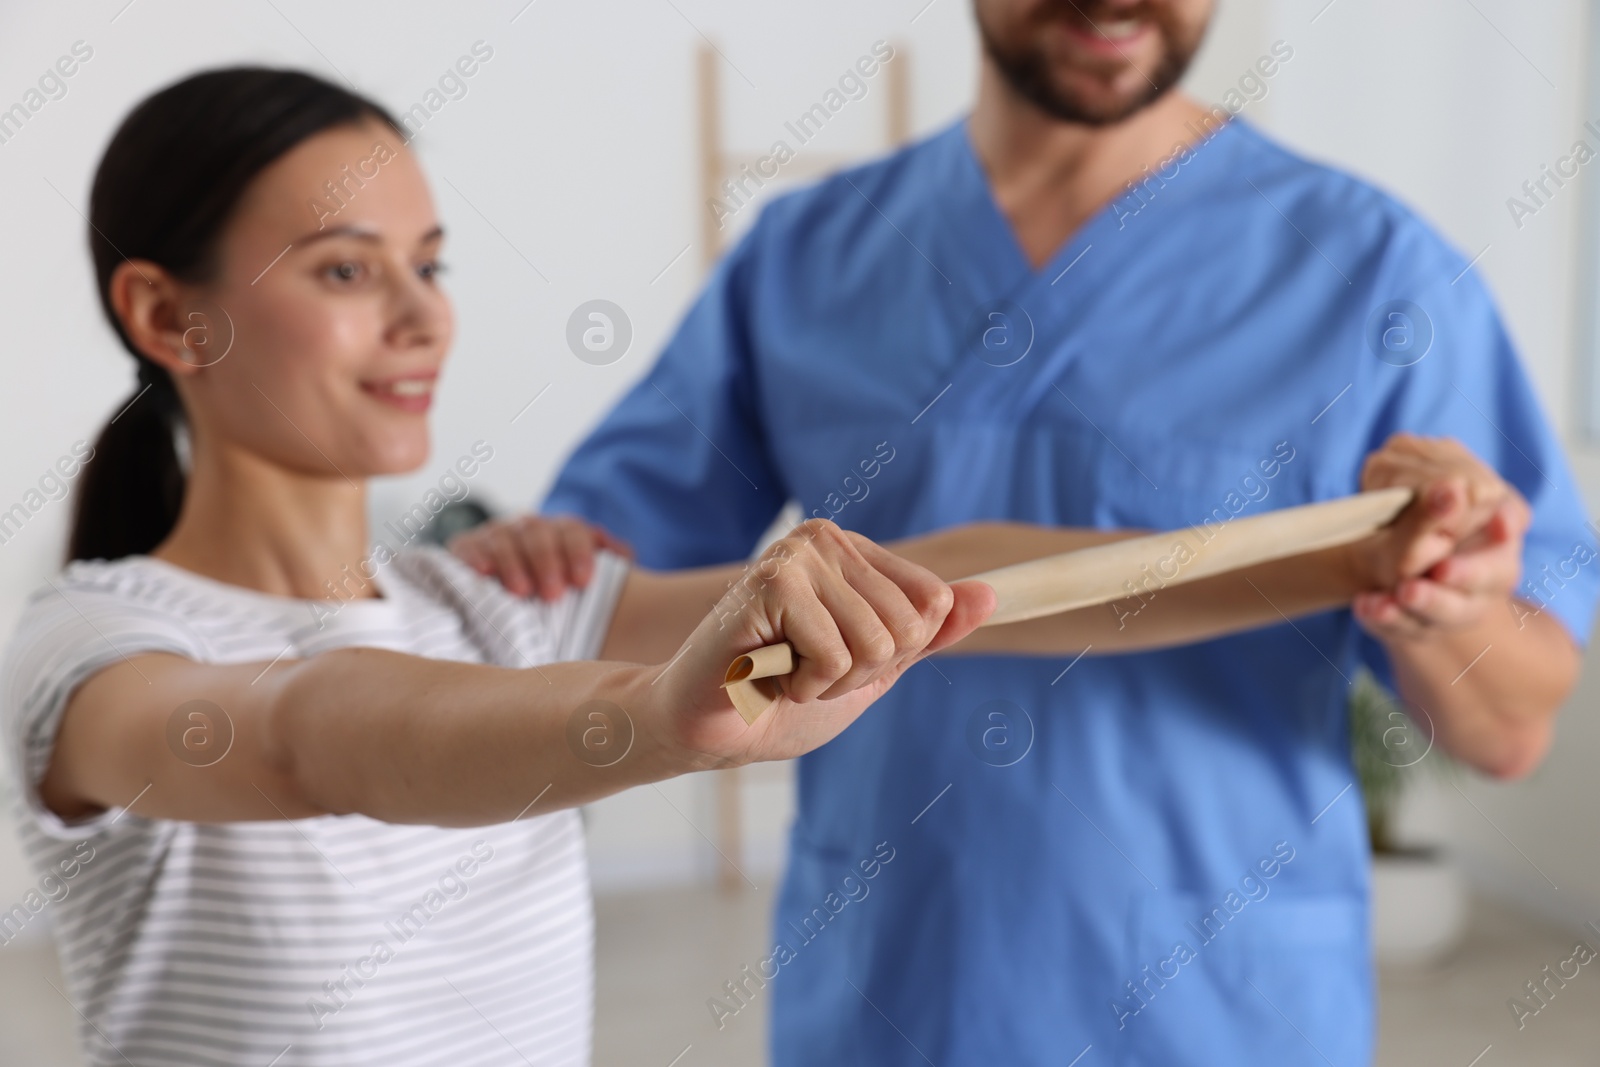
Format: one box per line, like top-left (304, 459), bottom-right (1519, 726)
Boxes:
top-left (176, 119), bottom-right (452, 479)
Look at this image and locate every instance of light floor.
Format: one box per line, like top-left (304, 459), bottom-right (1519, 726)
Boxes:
top-left (1, 890), bottom-right (1595, 1065)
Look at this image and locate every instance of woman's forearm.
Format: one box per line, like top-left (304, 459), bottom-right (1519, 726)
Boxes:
top-left (889, 522), bottom-right (1364, 655)
top-left (269, 649), bottom-right (685, 826)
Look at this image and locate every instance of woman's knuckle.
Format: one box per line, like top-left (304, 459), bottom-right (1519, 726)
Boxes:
top-left (923, 578), bottom-right (955, 616)
top-left (815, 644), bottom-right (852, 679)
top-left (795, 517), bottom-right (835, 542)
top-left (860, 628), bottom-right (896, 665)
top-left (894, 610), bottom-right (927, 649)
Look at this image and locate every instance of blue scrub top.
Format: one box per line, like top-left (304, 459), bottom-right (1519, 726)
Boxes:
top-left (546, 118), bottom-right (1599, 1066)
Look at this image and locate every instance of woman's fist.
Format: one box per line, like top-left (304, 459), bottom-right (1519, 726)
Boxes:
top-left (652, 519), bottom-right (995, 768)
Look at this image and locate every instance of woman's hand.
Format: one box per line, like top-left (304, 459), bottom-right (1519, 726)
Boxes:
top-left (449, 513), bottom-right (634, 601)
top-left (645, 519), bottom-right (995, 770)
top-left (1345, 433), bottom-right (1529, 641)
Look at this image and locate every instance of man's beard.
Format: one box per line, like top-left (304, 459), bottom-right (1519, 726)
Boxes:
top-left (977, 8), bottom-right (1203, 126)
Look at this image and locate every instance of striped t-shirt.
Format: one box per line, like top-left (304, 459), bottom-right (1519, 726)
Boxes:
top-left (0, 545), bottom-right (629, 1067)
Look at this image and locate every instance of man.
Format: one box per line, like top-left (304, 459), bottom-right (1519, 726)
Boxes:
top-left (461, 1), bottom-right (1598, 1061)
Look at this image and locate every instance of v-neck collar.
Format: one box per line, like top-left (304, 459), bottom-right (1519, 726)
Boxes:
top-left (934, 113), bottom-right (1248, 302)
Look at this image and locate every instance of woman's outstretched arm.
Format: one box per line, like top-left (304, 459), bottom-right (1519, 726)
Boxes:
top-left (39, 520), bottom-right (992, 828)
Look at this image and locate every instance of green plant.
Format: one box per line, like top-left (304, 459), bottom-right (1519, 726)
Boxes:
top-left (1349, 669), bottom-right (1453, 854)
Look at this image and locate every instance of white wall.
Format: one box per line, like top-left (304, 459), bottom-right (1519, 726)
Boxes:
top-left (2, 0), bottom-right (1599, 915)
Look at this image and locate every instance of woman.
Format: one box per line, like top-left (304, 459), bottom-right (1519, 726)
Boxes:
top-left (2, 66), bottom-right (1487, 1067)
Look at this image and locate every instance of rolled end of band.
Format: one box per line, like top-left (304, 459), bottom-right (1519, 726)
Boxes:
top-left (723, 641), bottom-right (796, 724)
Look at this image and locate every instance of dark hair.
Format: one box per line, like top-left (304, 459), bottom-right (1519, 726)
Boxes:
top-left (69, 67), bottom-right (401, 562)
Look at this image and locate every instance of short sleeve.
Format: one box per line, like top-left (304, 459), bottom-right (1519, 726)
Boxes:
top-left (0, 579), bottom-right (207, 841)
top-left (1354, 257), bottom-right (1600, 689)
top-left (389, 546), bottom-right (631, 667)
top-left (542, 215), bottom-right (788, 569)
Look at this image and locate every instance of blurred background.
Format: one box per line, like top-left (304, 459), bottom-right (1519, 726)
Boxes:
top-left (3, 0), bottom-right (1600, 1062)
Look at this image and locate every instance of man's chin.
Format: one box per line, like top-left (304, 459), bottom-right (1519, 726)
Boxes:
top-left (980, 19), bottom-right (1201, 126)
top-left (1018, 76), bottom-right (1170, 126)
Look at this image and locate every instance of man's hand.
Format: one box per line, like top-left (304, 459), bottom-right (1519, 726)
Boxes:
top-left (449, 514), bottom-right (634, 601)
top-left (1337, 433), bottom-right (1573, 781)
top-left (1347, 433), bottom-right (1531, 643)
top-left (647, 519), bottom-right (995, 770)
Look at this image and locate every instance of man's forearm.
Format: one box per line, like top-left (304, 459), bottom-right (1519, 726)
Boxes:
top-left (890, 522), bottom-right (1367, 656)
top-left (272, 649), bottom-right (688, 826)
top-left (1381, 601), bottom-right (1579, 779)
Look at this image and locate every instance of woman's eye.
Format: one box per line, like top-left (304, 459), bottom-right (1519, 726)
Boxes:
top-left (418, 259), bottom-right (446, 281)
top-left (324, 261), bottom-right (363, 282)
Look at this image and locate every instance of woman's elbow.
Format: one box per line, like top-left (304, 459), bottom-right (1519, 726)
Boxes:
top-left (257, 654), bottom-right (346, 817)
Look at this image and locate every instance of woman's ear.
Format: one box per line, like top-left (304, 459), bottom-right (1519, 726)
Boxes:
top-left (108, 260), bottom-right (234, 376)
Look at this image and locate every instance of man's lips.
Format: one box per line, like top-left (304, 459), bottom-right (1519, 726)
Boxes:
top-left (361, 374), bottom-right (436, 413)
top-left (1059, 14), bottom-right (1153, 56)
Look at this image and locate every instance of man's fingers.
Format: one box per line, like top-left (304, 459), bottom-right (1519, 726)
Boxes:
top-left (1356, 578), bottom-right (1479, 636)
top-left (555, 519), bottom-right (597, 588)
top-left (1353, 591), bottom-right (1429, 641)
top-left (448, 531), bottom-right (493, 575)
top-left (1382, 494), bottom-right (1460, 579)
top-left (596, 529), bottom-right (636, 560)
top-left (510, 523), bottom-right (566, 602)
top-left (1423, 474), bottom-right (1505, 541)
top-left (1426, 542), bottom-right (1521, 598)
top-left (1381, 474), bottom-right (1503, 579)
top-left (1361, 434), bottom-right (1520, 584)
top-left (485, 526), bottom-right (536, 598)
top-left (1393, 576), bottom-right (1478, 627)
top-left (449, 515), bottom-right (630, 600)
top-left (1410, 497), bottom-right (1525, 599)
top-left (1471, 498), bottom-right (1532, 550)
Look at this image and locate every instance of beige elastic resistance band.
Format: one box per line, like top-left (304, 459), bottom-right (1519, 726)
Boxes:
top-left (721, 487), bottom-right (1413, 723)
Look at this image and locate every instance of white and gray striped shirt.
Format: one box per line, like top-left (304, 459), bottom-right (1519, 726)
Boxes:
top-left (0, 546), bottom-right (629, 1066)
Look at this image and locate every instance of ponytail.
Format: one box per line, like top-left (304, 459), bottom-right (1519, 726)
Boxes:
top-left (67, 362), bottom-right (185, 562)
top-left (68, 66), bottom-right (401, 561)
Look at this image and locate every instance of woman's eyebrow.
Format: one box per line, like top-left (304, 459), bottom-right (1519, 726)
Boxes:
top-left (294, 223), bottom-right (382, 247)
top-left (290, 224), bottom-right (445, 248)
